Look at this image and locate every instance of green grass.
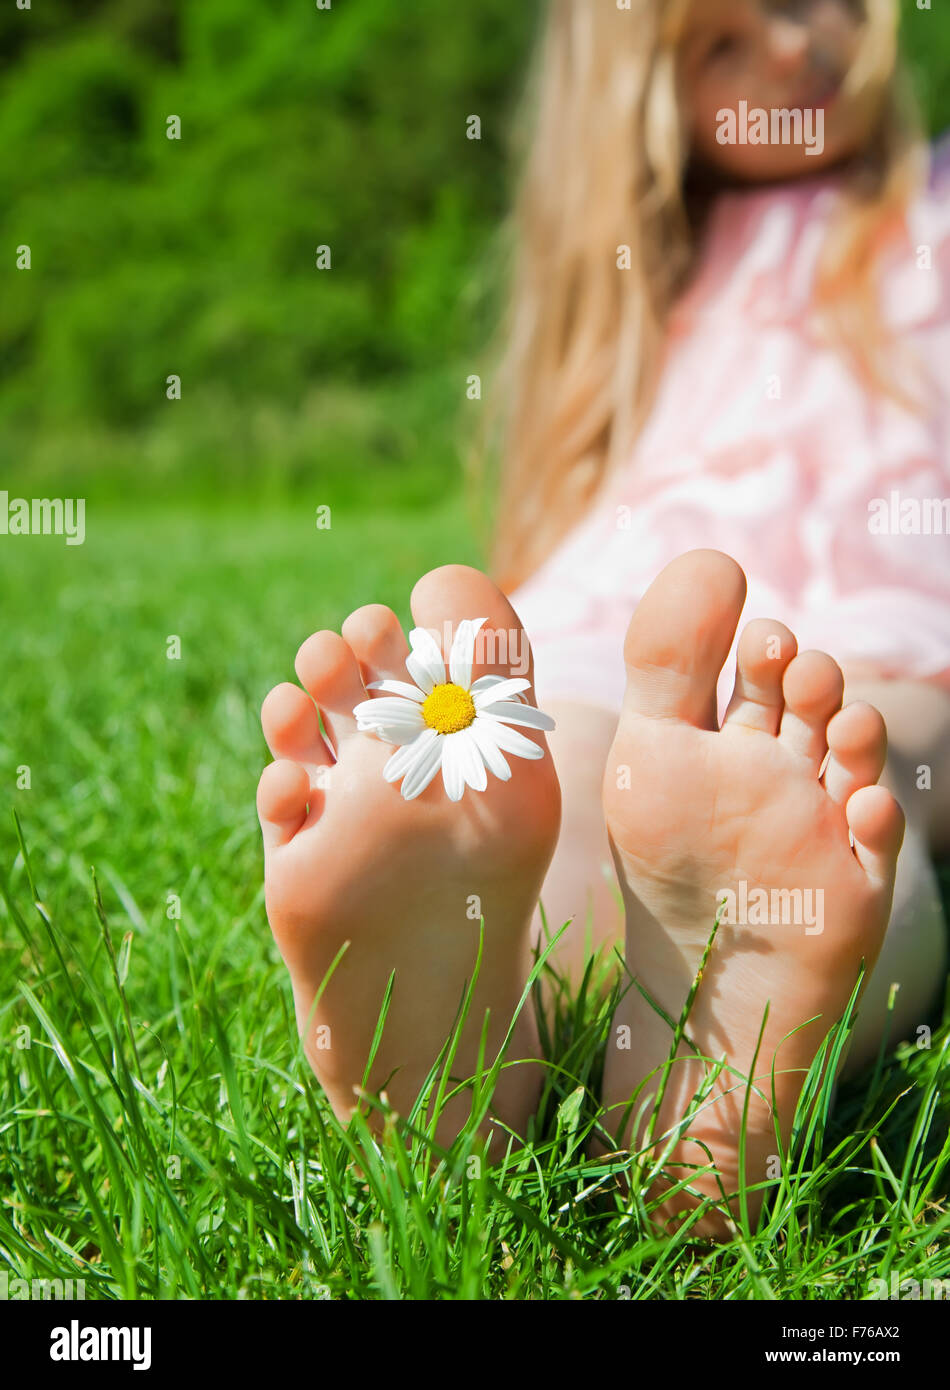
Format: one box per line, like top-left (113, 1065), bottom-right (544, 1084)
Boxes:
top-left (1, 502), bottom-right (949, 1300)
top-left (0, 367), bottom-right (479, 514)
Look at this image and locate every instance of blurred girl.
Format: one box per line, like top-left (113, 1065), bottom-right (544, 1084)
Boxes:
top-left (478, 0), bottom-right (949, 1065)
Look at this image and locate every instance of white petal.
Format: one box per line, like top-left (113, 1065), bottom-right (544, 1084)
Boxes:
top-left (454, 726), bottom-right (488, 792)
top-left (356, 718), bottom-right (427, 746)
top-left (476, 715), bottom-right (544, 760)
top-left (461, 735), bottom-right (488, 791)
top-left (470, 675), bottom-right (507, 694)
top-left (406, 627), bottom-right (445, 693)
top-left (366, 679), bottom-right (425, 702)
top-left (441, 735), bottom-right (466, 802)
top-left (478, 700), bottom-right (556, 732)
top-left (353, 695), bottom-right (423, 725)
top-left (470, 720), bottom-right (512, 781)
top-left (355, 694), bottom-right (425, 750)
top-left (400, 732), bottom-right (445, 801)
top-left (472, 677), bottom-right (530, 708)
top-left (449, 617), bottom-right (487, 690)
top-left (384, 728), bottom-right (437, 782)
top-left (371, 724), bottom-right (425, 746)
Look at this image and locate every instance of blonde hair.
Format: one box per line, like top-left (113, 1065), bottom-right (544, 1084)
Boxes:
top-left (472, 0), bottom-right (924, 592)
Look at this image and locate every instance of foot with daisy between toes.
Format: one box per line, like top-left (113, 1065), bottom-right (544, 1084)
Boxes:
top-left (257, 550), bottom-right (907, 1226)
top-left (257, 565), bottom-right (561, 1147)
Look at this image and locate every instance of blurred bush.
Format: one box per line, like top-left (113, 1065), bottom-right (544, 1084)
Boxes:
top-left (0, 0), bottom-right (946, 502)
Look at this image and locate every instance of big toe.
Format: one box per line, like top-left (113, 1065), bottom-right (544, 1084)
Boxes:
top-left (410, 563), bottom-right (554, 776)
top-left (621, 550), bottom-right (747, 728)
top-left (410, 563), bottom-right (536, 690)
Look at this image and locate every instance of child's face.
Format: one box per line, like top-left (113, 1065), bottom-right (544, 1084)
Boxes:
top-left (680, 0), bottom-right (872, 182)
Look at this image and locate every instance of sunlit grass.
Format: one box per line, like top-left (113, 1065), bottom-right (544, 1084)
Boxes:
top-left (0, 504), bottom-right (947, 1299)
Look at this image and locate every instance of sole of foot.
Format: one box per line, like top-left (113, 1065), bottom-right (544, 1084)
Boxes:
top-left (601, 549), bottom-right (904, 1234)
top-left (257, 565), bottom-right (561, 1148)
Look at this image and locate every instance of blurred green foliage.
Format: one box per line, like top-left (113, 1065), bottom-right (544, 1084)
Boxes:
top-left (0, 0), bottom-right (539, 504)
top-left (0, 0), bottom-right (946, 502)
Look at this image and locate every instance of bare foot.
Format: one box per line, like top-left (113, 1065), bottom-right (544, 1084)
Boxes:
top-left (256, 566), bottom-right (560, 1147)
top-left (601, 551), bottom-right (904, 1233)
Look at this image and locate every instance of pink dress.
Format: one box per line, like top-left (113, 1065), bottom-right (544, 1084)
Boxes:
top-left (511, 139), bottom-right (950, 717)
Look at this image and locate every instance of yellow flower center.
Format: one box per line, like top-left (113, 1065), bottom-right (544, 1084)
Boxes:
top-left (421, 682), bottom-right (476, 735)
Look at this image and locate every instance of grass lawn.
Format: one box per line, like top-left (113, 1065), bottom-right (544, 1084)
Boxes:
top-left (1, 500), bottom-right (948, 1300)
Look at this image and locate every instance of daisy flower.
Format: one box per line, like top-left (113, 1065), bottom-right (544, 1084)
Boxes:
top-left (352, 617), bottom-right (555, 802)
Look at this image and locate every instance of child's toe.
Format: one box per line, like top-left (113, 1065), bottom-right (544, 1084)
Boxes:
top-left (341, 604), bottom-right (410, 686)
top-left (261, 681), bottom-right (332, 769)
top-left (846, 783), bottom-right (905, 890)
top-left (619, 549), bottom-right (746, 729)
top-left (823, 701), bottom-right (888, 805)
top-left (723, 618), bottom-right (797, 734)
top-left (295, 630), bottom-right (366, 750)
top-left (258, 759), bottom-right (311, 849)
top-left (779, 650), bottom-right (844, 767)
top-left (410, 563), bottom-right (535, 686)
